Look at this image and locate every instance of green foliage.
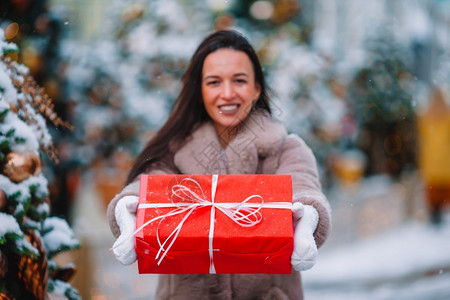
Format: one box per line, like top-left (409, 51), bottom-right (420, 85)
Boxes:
top-left (0, 108), bottom-right (8, 122)
top-left (48, 279), bottom-right (82, 300)
top-left (46, 243), bottom-right (80, 259)
top-left (41, 217), bottom-right (81, 259)
top-left (7, 190), bottom-right (21, 202)
top-left (349, 38), bottom-right (415, 131)
top-left (1, 45), bottom-right (18, 56)
top-left (347, 36), bottom-right (417, 176)
top-left (47, 259), bottom-right (58, 273)
top-left (14, 136), bottom-right (26, 144)
top-left (27, 204), bottom-right (48, 221)
top-left (0, 139), bottom-right (10, 152)
top-left (1, 232), bottom-right (39, 258)
top-left (5, 128), bottom-right (15, 138)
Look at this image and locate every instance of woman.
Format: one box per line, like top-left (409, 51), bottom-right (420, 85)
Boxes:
top-left (107, 30), bottom-right (331, 300)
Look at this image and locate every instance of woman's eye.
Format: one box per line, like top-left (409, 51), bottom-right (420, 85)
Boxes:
top-left (235, 79), bottom-right (247, 84)
top-left (207, 81), bottom-right (219, 86)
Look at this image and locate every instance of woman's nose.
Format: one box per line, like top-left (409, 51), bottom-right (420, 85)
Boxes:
top-left (220, 81), bottom-right (235, 99)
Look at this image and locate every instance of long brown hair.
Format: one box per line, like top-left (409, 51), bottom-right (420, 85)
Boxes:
top-left (126, 30), bottom-right (271, 184)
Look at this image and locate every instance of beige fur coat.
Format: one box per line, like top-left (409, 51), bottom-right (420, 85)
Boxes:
top-left (107, 111), bottom-right (331, 300)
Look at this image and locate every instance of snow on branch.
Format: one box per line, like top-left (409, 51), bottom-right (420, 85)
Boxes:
top-left (42, 217), bottom-right (81, 258)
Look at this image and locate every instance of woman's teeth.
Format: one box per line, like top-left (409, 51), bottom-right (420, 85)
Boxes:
top-left (220, 105), bottom-right (238, 111)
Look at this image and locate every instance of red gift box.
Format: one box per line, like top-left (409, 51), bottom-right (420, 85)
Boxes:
top-left (135, 174), bottom-right (294, 274)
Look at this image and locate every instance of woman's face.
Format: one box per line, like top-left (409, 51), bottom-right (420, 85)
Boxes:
top-left (201, 48), bottom-right (261, 140)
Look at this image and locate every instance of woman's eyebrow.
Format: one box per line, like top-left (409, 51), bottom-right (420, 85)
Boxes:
top-left (203, 75), bottom-right (220, 81)
top-left (234, 73), bottom-right (249, 77)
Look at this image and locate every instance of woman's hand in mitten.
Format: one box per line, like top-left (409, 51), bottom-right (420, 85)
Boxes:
top-left (291, 202), bottom-right (319, 271)
top-left (112, 195), bottom-right (139, 265)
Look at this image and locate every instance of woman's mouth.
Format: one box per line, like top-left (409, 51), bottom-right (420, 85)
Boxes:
top-left (219, 104), bottom-right (240, 114)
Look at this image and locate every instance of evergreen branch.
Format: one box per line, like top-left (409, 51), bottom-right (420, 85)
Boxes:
top-left (1, 57), bottom-right (73, 162)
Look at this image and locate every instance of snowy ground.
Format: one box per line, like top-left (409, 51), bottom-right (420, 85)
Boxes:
top-left (303, 214), bottom-right (450, 300)
top-left (68, 174), bottom-right (450, 299)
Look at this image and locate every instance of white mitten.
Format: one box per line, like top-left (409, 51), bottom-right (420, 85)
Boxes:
top-left (112, 195), bottom-right (139, 265)
top-left (291, 203), bottom-right (319, 271)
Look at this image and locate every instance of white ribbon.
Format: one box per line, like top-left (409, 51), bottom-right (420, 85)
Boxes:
top-left (132, 175), bottom-right (292, 272)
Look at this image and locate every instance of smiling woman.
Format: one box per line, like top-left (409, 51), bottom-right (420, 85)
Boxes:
top-left (202, 48), bottom-right (261, 147)
top-left (106, 29), bottom-right (331, 300)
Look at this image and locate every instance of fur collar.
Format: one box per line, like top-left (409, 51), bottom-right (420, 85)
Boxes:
top-left (174, 110), bottom-right (287, 174)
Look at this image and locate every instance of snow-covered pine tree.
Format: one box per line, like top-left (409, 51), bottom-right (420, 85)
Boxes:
top-left (59, 0), bottom-right (216, 206)
top-left (62, 0), bottom-right (213, 166)
top-left (0, 29), bottom-right (80, 300)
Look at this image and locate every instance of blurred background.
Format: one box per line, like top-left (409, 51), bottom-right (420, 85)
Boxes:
top-left (1, 0), bottom-right (449, 299)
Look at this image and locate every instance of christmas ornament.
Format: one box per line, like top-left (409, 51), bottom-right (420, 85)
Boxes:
top-left (4, 22), bottom-right (19, 40)
top-left (2, 152), bottom-right (41, 183)
top-left (17, 229), bottom-right (48, 300)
